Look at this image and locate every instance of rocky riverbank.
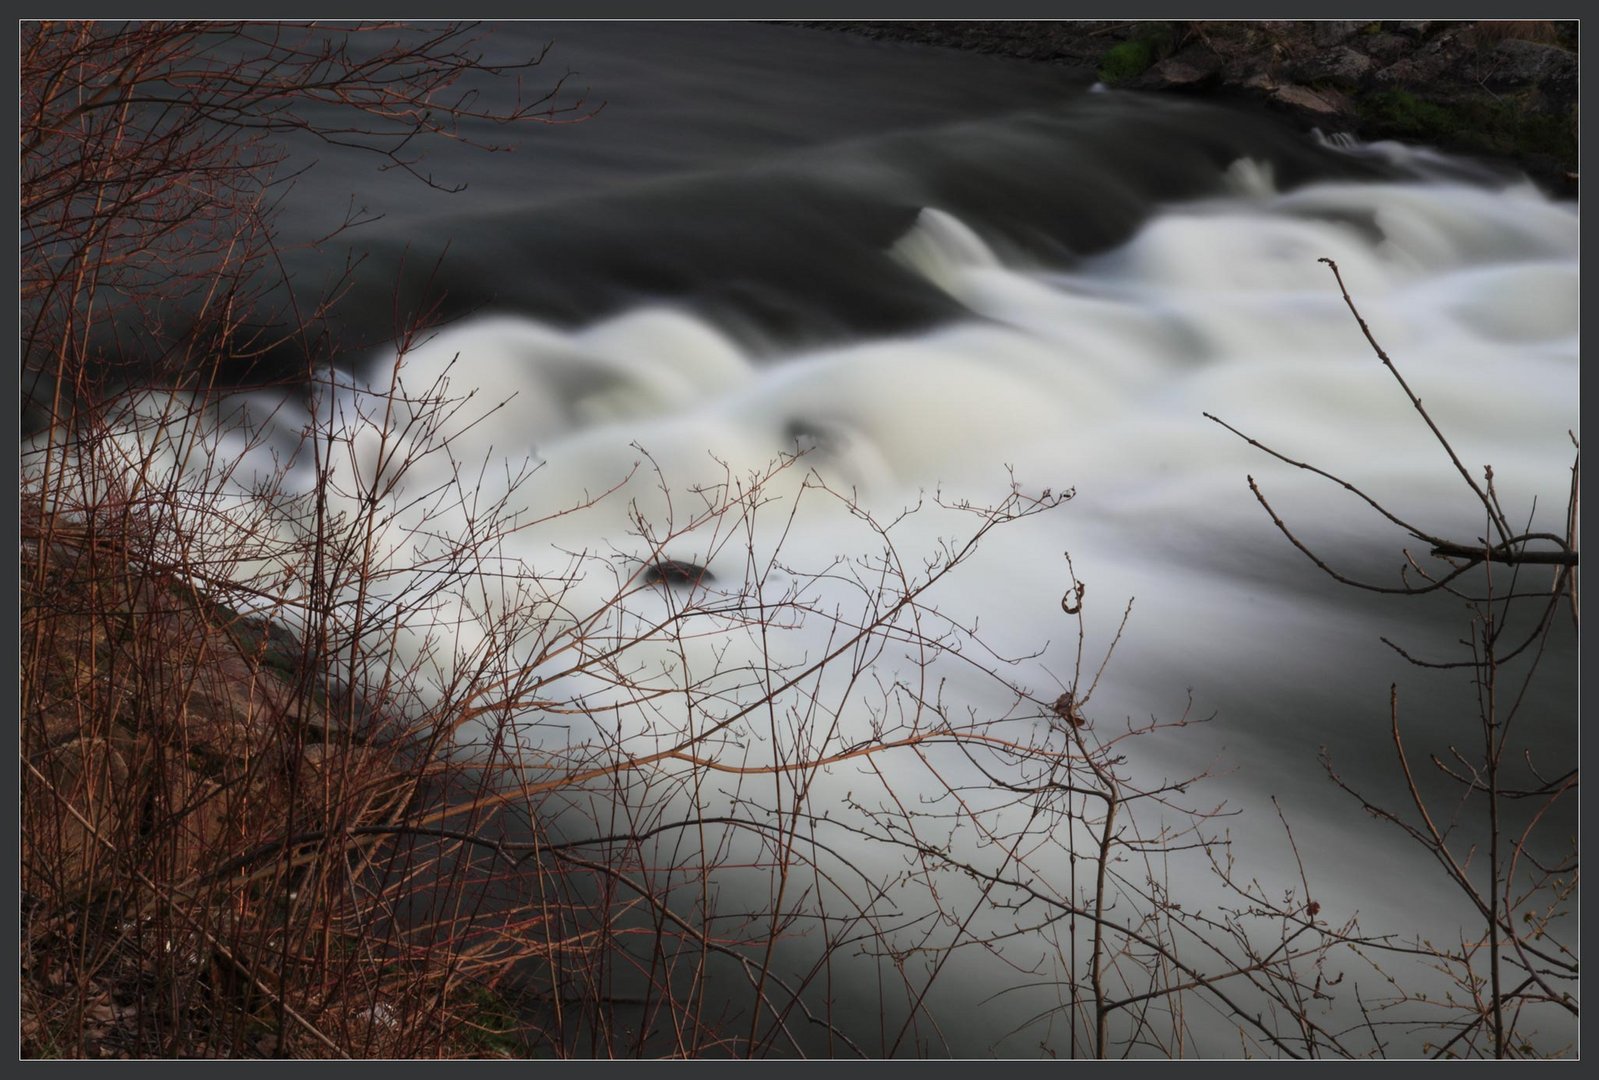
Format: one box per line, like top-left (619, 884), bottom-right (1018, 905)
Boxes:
top-left (793, 20), bottom-right (1578, 194)
top-left (19, 517), bottom-right (485, 1057)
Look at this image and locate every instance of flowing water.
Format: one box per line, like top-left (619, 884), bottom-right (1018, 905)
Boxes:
top-left (25, 23), bottom-right (1578, 1057)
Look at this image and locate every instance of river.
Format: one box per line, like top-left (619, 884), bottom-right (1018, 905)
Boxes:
top-left (26, 22), bottom-right (1579, 1058)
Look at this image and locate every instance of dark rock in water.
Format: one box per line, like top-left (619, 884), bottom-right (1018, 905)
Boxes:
top-left (643, 560), bottom-right (714, 587)
top-left (785, 417), bottom-right (838, 457)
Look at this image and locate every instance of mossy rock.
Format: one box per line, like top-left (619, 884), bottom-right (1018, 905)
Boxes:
top-left (1099, 23), bottom-right (1178, 84)
top-left (1358, 88), bottom-right (1576, 166)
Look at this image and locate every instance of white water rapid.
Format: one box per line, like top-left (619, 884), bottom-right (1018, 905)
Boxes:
top-left (23, 99), bottom-right (1578, 1057)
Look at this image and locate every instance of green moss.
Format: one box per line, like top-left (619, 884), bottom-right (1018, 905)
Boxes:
top-left (1357, 89), bottom-right (1576, 165)
top-left (1100, 40), bottom-right (1155, 83)
top-left (1099, 23), bottom-right (1178, 84)
top-left (458, 984), bottom-right (536, 1059)
top-left (1359, 89), bottom-right (1454, 135)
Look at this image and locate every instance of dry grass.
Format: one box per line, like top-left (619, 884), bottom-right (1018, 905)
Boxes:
top-left (1465, 20), bottom-right (1569, 48)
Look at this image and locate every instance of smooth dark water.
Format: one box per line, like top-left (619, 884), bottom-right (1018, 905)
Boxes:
top-left (262, 23), bottom-right (1422, 355)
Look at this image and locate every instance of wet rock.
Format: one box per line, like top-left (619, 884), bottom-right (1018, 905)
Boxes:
top-left (1291, 46), bottom-right (1375, 90)
top-left (1272, 84), bottom-right (1353, 118)
top-left (1134, 44), bottom-right (1222, 89)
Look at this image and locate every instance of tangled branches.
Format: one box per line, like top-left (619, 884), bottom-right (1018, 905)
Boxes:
top-left (1207, 260), bottom-right (1578, 1058)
